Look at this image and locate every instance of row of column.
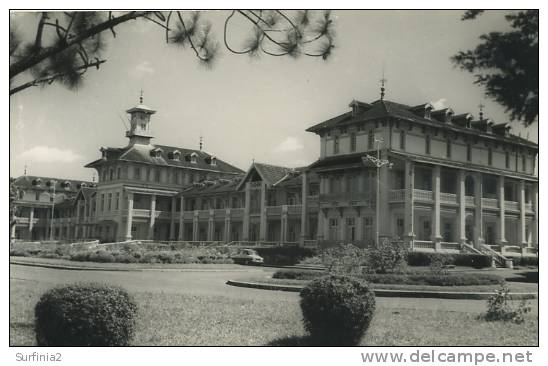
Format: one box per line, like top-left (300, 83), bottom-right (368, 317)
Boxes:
top-left (403, 160), bottom-right (538, 249)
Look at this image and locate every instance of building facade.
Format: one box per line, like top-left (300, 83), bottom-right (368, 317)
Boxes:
top-left (11, 94), bottom-right (539, 257)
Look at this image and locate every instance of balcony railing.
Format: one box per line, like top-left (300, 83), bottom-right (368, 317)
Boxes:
top-left (183, 211), bottom-right (194, 220)
top-left (482, 198), bottom-right (498, 209)
top-left (414, 189), bottom-right (433, 201)
top-left (440, 193), bottom-right (457, 204)
top-left (505, 201), bottom-right (519, 211)
top-left (319, 192), bottom-right (372, 203)
top-left (389, 189), bottom-right (405, 202)
top-left (440, 242), bottom-right (461, 251)
top-left (525, 203), bottom-right (533, 212)
top-left (413, 240), bottom-right (435, 250)
top-left (231, 208), bottom-right (245, 218)
top-left (287, 205), bottom-right (302, 215)
top-left (198, 210), bottom-right (210, 219)
top-left (214, 209), bottom-right (226, 218)
top-left (133, 209), bottom-right (150, 217)
top-left (465, 196), bottom-right (475, 206)
top-left (266, 206), bottom-right (282, 215)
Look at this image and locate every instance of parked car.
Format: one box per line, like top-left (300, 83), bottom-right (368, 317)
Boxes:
top-left (231, 249), bottom-right (264, 265)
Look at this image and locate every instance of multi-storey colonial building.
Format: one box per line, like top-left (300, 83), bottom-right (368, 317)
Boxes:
top-left (11, 92), bottom-right (539, 258)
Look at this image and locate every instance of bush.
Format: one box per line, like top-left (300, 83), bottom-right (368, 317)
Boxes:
top-left (482, 284), bottom-right (531, 324)
top-left (367, 239), bottom-right (408, 274)
top-left (300, 275), bottom-right (376, 346)
top-left (34, 283), bottom-right (138, 346)
top-left (9, 249), bottom-right (31, 257)
top-left (407, 252), bottom-right (492, 269)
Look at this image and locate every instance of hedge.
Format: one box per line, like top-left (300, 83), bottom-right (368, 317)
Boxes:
top-left (255, 246), bottom-right (316, 265)
top-left (407, 252), bottom-right (492, 268)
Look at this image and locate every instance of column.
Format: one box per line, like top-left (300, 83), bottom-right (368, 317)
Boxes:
top-left (473, 173), bottom-right (484, 248)
top-left (224, 209), bottom-right (232, 243)
top-left (178, 196), bottom-right (185, 240)
top-left (148, 194), bottom-right (156, 240)
top-left (259, 182), bottom-right (267, 241)
top-left (192, 212), bottom-right (199, 241)
top-left (11, 224), bottom-right (16, 240)
top-left (431, 165), bottom-right (442, 249)
top-left (280, 205), bottom-right (288, 243)
top-left (29, 206), bottom-right (35, 236)
top-left (496, 176), bottom-right (507, 245)
top-left (378, 151), bottom-right (391, 239)
top-left (169, 196), bottom-right (176, 240)
top-left (125, 192), bottom-right (134, 241)
top-left (300, 172), bottom-right (309, 245)
top-left (404, 160), bottom-right (415, 248)
top-left (532, 183), bottom-right (538, 247)
top-left (243, 182), bottom-right (251, 241)
top-left (518, 180), bottom-right (527, 246)
top-left (457, 170), bottom-right (467, 244)
top-left (316, 210), bottom-right (325, 242)
top-left (207, 209), bottom-right (214, 241)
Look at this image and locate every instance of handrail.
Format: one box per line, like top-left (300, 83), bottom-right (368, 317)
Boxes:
top-left (481, 244), bottom-right (508, 267)
top-left (461, 242), bottom-right (483, 255)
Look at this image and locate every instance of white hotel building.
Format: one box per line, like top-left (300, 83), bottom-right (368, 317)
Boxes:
top-left (12, 92), bottom-right (538, 260)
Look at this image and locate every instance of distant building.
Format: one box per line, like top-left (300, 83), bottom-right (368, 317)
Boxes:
top-left (11, 92), bottom-right (538, 257)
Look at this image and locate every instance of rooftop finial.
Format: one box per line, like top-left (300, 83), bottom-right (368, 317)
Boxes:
top-left (478, 103), bottom-right (485, 121)
top-left (199, 135), bottom-right (203, 151)
top-left (24, 164), bottom-right (27, 176)
top-left (380, 64), bottom-right (387, 101)
top-left (140, 89), bottom-right (143, 104)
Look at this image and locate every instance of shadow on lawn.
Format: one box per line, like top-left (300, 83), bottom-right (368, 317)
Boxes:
top-left (505, 271), bottom-right (538, 283)
top-left (267, 335), bottom-right (353, 347)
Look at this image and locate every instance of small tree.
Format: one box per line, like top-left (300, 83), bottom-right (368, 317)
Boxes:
top-left (366, 238), bottom-right (408, 274)
top-left (320, 244), bottom-right (368, 276)
top-left (482, 284), bottom-right (531, 324)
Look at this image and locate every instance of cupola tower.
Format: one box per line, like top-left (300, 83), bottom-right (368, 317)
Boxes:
top-left (125, 91), bottom-right (156, 145)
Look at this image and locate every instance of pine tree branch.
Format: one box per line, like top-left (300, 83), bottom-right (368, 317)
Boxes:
top-left (10, 11), bottom-right (148, 78)
top-left (10, 58), bottom-right (106, 95)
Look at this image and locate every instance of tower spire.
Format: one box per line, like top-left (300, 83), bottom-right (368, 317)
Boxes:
top-left (478, 103), bottom-right (485, 121)
top-left (24, 164), bottom-right (27, 175)
top-left (380, 64), bottom-right (387, 101)
top-left (140, 89), bottom-right (144, 104)
top-left (199, 135), bottom-right (203, 151)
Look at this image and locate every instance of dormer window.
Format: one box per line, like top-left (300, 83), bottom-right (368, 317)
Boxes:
top-left (32, 178), bottom-right (42, 186)
top-left (151, 148), bottom-right (163, 158)
top-left (190, 152), bottom-right (198, 164)
top-left (210, 156), bottom-right (217, 166)
top-left (172, 150), bottom-right (181, 161)
top-left (62, 181), bottom-right (71, 190)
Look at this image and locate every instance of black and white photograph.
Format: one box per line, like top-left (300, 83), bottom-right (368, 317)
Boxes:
top-left (7, 3), bottom-right (541, 363)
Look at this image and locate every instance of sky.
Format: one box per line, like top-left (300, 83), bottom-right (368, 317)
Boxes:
top-left (9, 10), bottom-right (539, 182)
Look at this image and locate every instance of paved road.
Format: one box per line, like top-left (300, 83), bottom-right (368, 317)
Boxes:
top-left (9, 264), bottom-right (538, 314)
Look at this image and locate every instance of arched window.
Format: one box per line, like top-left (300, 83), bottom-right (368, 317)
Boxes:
top-left (425, 135), bottom-right (431, 155)
top-left (190, 152), bottom-right (198, 164)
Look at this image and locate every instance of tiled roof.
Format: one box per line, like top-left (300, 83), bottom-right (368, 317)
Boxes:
top-left (12, 175), bottom-right (94, 193)
top-left (305, 99), bottom-right (538, 149)
top-left (307, 153), bottom-right (367, 171)
top-left (254, 162), bottom-right (297, 186)
top-left (181, 176), bottom-right (244, 195)
top-left (86, 144), bottom-right (244, 174)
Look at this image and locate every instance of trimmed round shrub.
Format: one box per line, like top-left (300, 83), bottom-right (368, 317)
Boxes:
top-left (34, 283), bottom-right (138, 346)
top-left (300, 275), bottom-right (376, 346)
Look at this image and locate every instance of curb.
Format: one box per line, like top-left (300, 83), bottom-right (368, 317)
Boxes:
top-left (10, 260), bottom-right (258, 273)
top-left (225, 280), bottom-right (538, 300)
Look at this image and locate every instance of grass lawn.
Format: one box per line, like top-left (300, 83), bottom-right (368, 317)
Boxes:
top-left (10, 278), bottom-right (538, 346)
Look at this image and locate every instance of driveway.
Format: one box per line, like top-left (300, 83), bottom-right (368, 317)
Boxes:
top-left (9, 264), bottom-right (538, 314)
